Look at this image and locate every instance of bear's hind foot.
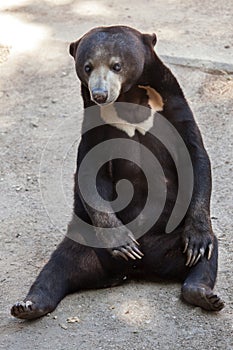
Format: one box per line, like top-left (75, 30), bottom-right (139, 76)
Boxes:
top-left (11, 300), bottom-right (53, 320)
top-left (182, 284), bottom-right (225, 311)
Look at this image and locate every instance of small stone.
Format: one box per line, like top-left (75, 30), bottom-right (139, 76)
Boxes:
top-left (30, 123), bottom-right (38, 128)
top-left (66, 316), bottom-right (80, 323)
top-left (53, 316), bottom-right (57, 320)
top-left (145, 320), bottom-right (151, 324)
top-left (59, 114), bottom-right (68, 118)
top-left (59, 323), bottom-right (68, 330)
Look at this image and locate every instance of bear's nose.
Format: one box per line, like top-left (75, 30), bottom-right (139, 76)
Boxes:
top-left (92, 89), bottom-right (108, 104)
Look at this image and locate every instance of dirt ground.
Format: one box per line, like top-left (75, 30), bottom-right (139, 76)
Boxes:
top-left (0, 1), bottom-right (233, 349)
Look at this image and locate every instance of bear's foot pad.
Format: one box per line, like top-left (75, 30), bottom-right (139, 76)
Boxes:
top-left (11, 300), bottom-right (49, 319)
top-left (182, 285), bottom-right (225, 311)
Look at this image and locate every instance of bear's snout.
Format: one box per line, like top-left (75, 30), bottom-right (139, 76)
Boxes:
top-left (91, 88), bottom-right (108, 104)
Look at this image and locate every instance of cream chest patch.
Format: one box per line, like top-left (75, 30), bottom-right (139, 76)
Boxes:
top-left (100, 86), bottom-right (164, 137)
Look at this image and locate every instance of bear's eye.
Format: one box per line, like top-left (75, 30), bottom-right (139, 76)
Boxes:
top-left (112, 63), bottom-right (121, 72)
top-left (84, 64), bottom-right (92, 74)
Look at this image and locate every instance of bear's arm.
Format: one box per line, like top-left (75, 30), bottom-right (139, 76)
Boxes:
top-left (74, 131), bottom-right (137, 248)
top-left (163, 97), bottom-right (213, 235)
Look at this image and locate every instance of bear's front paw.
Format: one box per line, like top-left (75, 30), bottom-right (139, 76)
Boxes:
top-left (182, 219), bottom-right (214, 267)
top-left (111, 232), bottom-right (144, 261)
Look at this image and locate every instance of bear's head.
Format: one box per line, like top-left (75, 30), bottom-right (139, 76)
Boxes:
top-left (69, 26), bottom-right (157, 106)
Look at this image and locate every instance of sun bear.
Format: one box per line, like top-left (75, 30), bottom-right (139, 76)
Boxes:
top-left (11, 26), bottom-right (224, 319)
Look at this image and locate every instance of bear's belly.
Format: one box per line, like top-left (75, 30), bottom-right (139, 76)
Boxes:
top-left (112, 158), bottom-right (178, 232)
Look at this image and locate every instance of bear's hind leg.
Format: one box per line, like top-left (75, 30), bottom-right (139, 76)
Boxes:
top-left (181, 236), bottom-right (224, 311)
top-left (138, 231), bottom-right (224, 311)
top-left (11, 238), bottom-right (114, 319)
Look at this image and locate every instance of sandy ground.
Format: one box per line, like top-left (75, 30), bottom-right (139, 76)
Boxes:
top-left (0, 1), bottom-right (233, 349)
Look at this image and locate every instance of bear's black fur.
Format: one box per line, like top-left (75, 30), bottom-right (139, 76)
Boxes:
top-left (11, 26), bottom-right (224, 319)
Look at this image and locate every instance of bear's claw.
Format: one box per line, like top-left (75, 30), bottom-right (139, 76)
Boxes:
top-left (112, 242), bottom-right (144, 261)
top-left (183, 237), bottom-right (214, 267)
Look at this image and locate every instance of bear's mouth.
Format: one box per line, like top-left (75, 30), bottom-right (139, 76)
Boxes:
top-left (91, 99), bottom-right (116, 107)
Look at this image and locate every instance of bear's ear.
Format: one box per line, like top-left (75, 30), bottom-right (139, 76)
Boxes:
top-left (69, 38), bottom-right (81, 58)
top-left (143, 33), bottom-right (157, 48)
